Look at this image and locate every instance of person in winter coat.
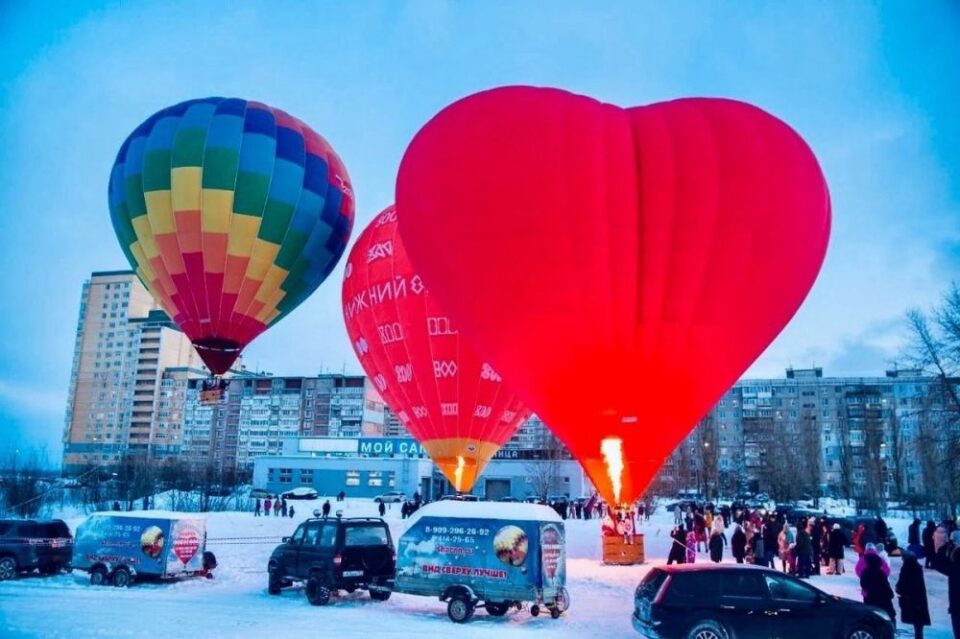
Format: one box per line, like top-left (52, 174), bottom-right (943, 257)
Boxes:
top-left (935, 530), bottom-right (960, 638)
top-left (856, 544), bottom-right (891, 578)
top-left (281, 499), bottom-right (288, 518)
top-left (753, 525), bottom-right (767, 567)
top-left (667, 526), bottom-right (686, 565)
top-left (264, 497), bottom-right (272, 516)
top-left (811, 519), bottom-right (822, 575)
top-left (322, 499), bottom-right (331, 518)
top-left (909, 519), bottom-right (922, 547)
top-left (731, 524), bottom-right (747, 564)
top-left (829, 523), bottom-right (846, 575)
top-left (685, 529), bottom-right (697, 564)
top-left (694, 512), bottom-right (707, 552)
top-left (853, 524), bottom-right (867, 557)
top-left (861, 552), bottom-right (896, 626)
top-left (923, 521), bottom-right (937, 568)
top-left (623, 513), bottom-right (636, 544)
top-left (795, 523), bottom-right (813, 578)
top-left (709, 529), bottom-right (727, 563)
top-left (875, 516), bottom-right (889, 545)
top-left (674, 505), bottom-right (682, 526)
top-left (763, 517), bottom-right (779, 568)
top-left (897, 551), bottom-right (931, 638)
top-left (778, 525), bottom-right (793, 573)
top-left (378, 501), bottom-right (386, 517)
top-left (820, 521), bottom-right (832, 572)
top-left (289, 505), bottom-right (295, 519)
top-left (254, 498), bottom-right (261, 517)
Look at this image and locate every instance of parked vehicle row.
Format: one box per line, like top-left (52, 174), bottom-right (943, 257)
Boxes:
top-left (0, 519), bottom-right (73, 580)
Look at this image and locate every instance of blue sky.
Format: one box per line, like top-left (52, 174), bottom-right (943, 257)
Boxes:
top-left (1, 1), bottom-right (958, 460)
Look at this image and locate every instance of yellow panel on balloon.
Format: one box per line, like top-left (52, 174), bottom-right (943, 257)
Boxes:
top-left (171, 167), bottom-right (202, 212)
top-left (144, 191), bottom-right (175, 234)
top-left (201, 189), bottom-right (234, 234)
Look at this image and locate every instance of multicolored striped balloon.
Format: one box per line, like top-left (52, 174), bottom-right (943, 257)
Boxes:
top-left (109, 98), bottom-right (354, 374)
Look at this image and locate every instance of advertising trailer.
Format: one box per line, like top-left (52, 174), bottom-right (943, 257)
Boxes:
top-left (393, 501), bottom-right (568, 623)
top-left (72, 511), bottom-right (215, 586)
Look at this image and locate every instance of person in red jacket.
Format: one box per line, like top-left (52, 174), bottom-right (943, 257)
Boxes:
top-left (853, 524), bottom-right (867, 557)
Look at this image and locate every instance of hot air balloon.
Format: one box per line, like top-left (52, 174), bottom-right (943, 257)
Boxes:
top-left (396, 86), bottom-right (830, 506)
top-left (342, 206), bottom-right (530, 492)
top-left (109, 98), bottom-right (354, 375)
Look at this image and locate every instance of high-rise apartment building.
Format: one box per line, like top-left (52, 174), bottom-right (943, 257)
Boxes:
top-left (62, 271), bottom-right (206, 472)
top-left (180, 374), bottom-right (386, 475)
top-left (656, 367), bottom-right (955, 505)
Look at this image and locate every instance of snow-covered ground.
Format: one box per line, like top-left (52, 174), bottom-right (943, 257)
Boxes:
top-left (0, 501), bottom-right (953, 638)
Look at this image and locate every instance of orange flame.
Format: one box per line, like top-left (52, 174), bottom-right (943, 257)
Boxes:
top-left (453, 455), bottom-right (466, 492)
top-left (601, 437), bottom-right (624, 505)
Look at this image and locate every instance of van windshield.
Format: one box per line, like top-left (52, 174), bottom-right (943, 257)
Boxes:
top-left (344, 525), bottom-right (389, 547)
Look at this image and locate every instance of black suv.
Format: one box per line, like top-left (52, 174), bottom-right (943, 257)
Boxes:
top-left (267, 517), bottom-right (395, 605)
top-left (0, 519), bottom-right (73, 580)
top-left (632, 564), bottom-right (894, 639)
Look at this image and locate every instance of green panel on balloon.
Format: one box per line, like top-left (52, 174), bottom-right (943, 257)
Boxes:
top-left (171, 128), bottom-right (207, 168)
top-left (142, 150), bottom-right (172, 191)
top-left (258, 200), bottom-right (295, 244)
top-left (201, 148), bottom-right (240, 190)
top-left (233, 172), bottom-right (271, 216)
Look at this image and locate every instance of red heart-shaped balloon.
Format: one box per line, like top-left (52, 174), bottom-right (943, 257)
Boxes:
top-left (396, 86), bottom-right (830, 505)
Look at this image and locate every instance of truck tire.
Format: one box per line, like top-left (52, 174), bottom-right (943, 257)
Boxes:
top-left (112, 566), bottom-right (132, 588)
top-left (306, 576), bottom-right (331, 606)
top-left (447, 594), bottom-right (474, 623)
top-left (370, 588), bottom-right (391, 601)
top-left (486, 602), bottom-right (509, 616)
top-left (89, 566), bottom-right (108, 586)
top-left (0, 556), bottom-right (17, 581)
top-left (267, 569), bottom-right (283, 595)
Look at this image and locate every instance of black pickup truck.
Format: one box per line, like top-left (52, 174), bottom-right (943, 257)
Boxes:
top-left (267, 516), bottom-right (395, 605)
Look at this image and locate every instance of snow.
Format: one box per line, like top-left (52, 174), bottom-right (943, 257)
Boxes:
top-left (406, 501), bottom-right (562, 524)
top-left (0, 501), bottom-right (954, 638)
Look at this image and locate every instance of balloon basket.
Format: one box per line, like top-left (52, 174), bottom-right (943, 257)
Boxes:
top-left (602, 534), bottom-right (645, 565)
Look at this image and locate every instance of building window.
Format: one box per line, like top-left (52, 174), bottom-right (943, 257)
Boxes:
top-left (279, 468), bottom-right (293, 484)
top-left (368, 471), bottom-right (384, 487)
top-left (300, 469), bottom-right (314, 484)
top-left (346, 471), bottom-right (360, 486)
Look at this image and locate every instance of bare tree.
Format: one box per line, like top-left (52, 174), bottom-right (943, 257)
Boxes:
top-left (524, 432), bottom-right (566, 501)
top-left (0, 448), bottom-right (47, 518)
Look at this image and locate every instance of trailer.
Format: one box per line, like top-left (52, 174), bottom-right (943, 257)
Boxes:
top-left (72, 511), bottom-right (215, 586)
top-left (393, 501), bottom-right (568, 623)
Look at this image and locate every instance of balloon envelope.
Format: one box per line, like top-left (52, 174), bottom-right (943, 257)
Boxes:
top-left (396, 86), bottom-right (830, 505)
top-left (109, 97), bottom-right (354, 374)
top-left (342, 206), bottom-right (530, 492)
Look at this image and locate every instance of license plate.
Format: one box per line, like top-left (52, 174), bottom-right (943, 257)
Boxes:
top-left (342, 570), bottom-right (363, 577)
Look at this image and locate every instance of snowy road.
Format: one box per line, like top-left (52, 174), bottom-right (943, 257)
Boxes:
top-left (0, 503), bottom-right (954, 638)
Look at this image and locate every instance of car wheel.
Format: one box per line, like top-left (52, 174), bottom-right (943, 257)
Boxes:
top-left (112, 566), bottom-right (132, 588)
top-left (486, 602), bottom-right (509, 616)
top-left (370, 589), bottom-right (391, 601)
top-left (306, 576), bottom-right (331, 606)
top-left (267, 568), bottom-right (283, 595)
top-left (686, 619), bottom-right (730, 639)
top-left (555, 587), bottom-right (571, 612)
top-left (0, 557), bottom-right (17, 581)
top-left (846, 626), bottom-right (877, 639)
top-left (447, 593), bottom-right (475, 623)
top-left (530, 604), bottom-right (540, 617)
top-left (89, 566), bottom-right (108, 586)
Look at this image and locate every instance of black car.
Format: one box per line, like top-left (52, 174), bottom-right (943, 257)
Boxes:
top-left (632, 564), bottom-right (893, 639)
top-left (0, 519), bottom-right (73, 580)
top-left (267, 516), bottom-right (395, 605)
top-left (824, 516), bottom-right (899, 554)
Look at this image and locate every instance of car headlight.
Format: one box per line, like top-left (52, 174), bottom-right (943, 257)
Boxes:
top-left (871, 608), bottom-right (892, 622)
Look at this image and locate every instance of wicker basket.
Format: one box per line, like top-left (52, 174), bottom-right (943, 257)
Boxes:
top-left (602, 534), bottom-right (645, 565)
